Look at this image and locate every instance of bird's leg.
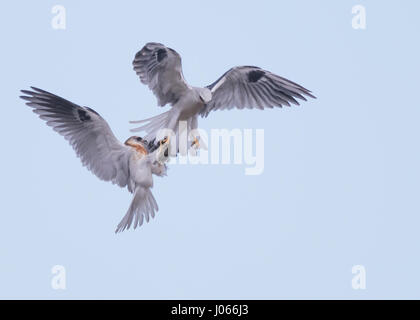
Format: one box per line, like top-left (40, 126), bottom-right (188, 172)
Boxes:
top-left (156, 136), bottom-right (170, 161)
top-left (160, 136), bottom-right (169, 145)
top-left (155, 111), bottom-right (180, 157)
top-left (151, 136), bottom-right (167, 152)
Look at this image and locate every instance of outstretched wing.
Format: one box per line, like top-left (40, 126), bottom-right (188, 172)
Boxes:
top-left (200, 66), bottom-right (316, 117)
top-left (133, 42), bottom-right (190, 107)
top-left (20, 87), bottom-right (132, 190)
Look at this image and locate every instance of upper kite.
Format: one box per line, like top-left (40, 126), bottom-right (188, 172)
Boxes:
top-left (130, 42), bottom-right (316, 148)
top-left (132, 42), bottom-right (315, 115)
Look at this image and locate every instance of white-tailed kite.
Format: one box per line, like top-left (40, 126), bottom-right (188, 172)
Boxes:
top-left (20, 87), bottom-right (169, 233)
top-left (130, 42), bottom-right (316, 149)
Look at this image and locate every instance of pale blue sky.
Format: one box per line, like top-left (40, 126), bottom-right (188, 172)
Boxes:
top-left (1, 0), bottom-right (419, 299)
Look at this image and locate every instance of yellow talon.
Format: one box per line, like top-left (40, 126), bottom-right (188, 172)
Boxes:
top-left (191, 137), bottom-right (200, 149)
top-left (157, 136), bottom-right (170, 161)
top-left (160, 136), bottom-right (169, 145)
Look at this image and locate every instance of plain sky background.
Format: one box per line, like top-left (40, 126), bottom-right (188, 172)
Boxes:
top-left (0, 0), bottom-right (419, 299)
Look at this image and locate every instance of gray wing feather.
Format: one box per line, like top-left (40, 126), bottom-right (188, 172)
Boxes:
top-left (20, 87), bottom-right (132, 190)
top-left (133, 42), bottom-right (190, 107)
top-left (200, 66), bottom-right (316, 117)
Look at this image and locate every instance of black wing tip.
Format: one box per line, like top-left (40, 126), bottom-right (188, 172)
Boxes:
top-left (19, 96), bottom-right (33, 104)
top-left (20, 87), bottom-right (54, 109)
top-left (305, 91), bottom-right (317, 99)
top-left (26, 86), bottom-right (44, 93)
top-left (298, 90), bottom-right (317, 101)
top-left (20, 86), bottom-right (52, 96)
top-left (20, 88), bottom-right (38, 105)
top-left (20, 89), bottom-right (35, 96)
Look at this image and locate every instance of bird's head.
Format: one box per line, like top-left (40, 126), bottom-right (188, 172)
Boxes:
top-left (124, 136), bottom-right (148, 155)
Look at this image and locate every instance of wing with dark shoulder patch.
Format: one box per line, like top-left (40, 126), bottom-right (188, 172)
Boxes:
top-left (20, 87), bottom-right (132, 190)
top-left (200, 66), bottom-right (316, 117)
top-left (132, 42), bottom-right (190, 106)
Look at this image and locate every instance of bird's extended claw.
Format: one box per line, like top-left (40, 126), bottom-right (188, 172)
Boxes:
top-left (156, 136), bottom-right (170, 162)
top-left (191, 137), bottom-right (200, 149)
top-left (159, 136), bottom-right (169, 146)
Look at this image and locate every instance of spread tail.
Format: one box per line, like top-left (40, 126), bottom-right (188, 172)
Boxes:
top-left (115, 187), bottom-right (158, 233)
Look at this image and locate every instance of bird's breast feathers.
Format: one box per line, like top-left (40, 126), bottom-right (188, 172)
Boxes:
top-left (129, 156), bottom-right (153, 188)
top-left (176, 90), bottom-right (206, 119)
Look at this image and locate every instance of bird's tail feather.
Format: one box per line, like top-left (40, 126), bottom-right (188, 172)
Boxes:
top-left (115, 187), bottom-right (158, 233)
top-left (130, 111), bottom-right (170, 142)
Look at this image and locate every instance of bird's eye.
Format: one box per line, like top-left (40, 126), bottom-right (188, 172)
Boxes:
top-left (136, 137), bottom-right (143, 142)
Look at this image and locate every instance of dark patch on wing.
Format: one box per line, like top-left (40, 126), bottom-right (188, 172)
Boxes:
top-left (247, 70), bottom-right (265, 83)
top-left (77, 109), bottom-right (91, 122)
top-left (156, 48), bottom-right (167, 62)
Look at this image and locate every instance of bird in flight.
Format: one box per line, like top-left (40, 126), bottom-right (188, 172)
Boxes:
top-left (130, 42), bottom-right (316, 151)
top-left (20, 87), bottom-right (169, 233)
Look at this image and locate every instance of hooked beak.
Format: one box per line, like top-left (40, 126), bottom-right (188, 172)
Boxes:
top-left (124, 137), bottom-right (132, 146)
